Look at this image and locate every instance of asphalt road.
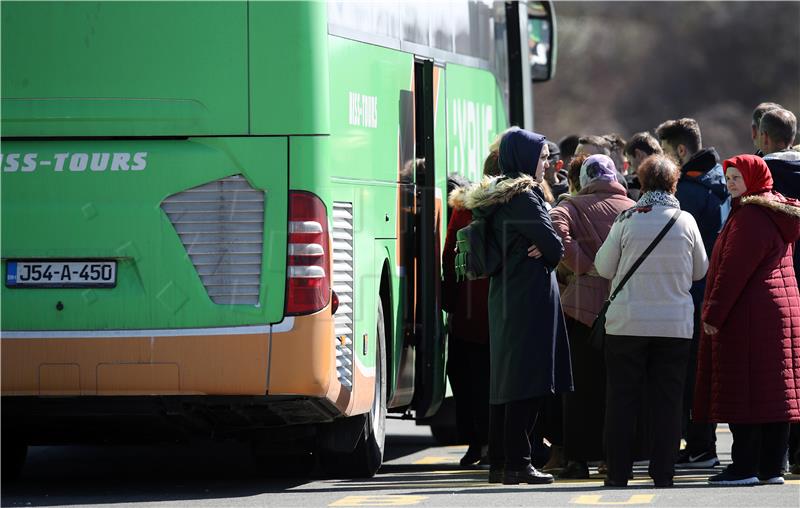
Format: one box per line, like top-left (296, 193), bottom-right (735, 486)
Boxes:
top-left (2, 419), bottom-right (798, 507)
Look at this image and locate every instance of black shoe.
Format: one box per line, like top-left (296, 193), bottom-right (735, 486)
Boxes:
top-left (558, 461), bottom-right (590, 479)
top-left (653, 479), bottom-right (674, 488)
top-left (603, 478), bottom-right (628, 487)
top-left (460, 446), bottom-right (483, 467)
top-left (707, 467), bottom-right (758, 486)
top-left (503, 465), bottom-right (554, 485)
top-left (488, 467), bottom-right (504, 484)
top-left (675, 449), bottom-right (720, 468)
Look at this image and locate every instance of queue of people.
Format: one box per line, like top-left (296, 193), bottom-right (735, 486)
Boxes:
top-left (441, 104), bottom-right (800, 488)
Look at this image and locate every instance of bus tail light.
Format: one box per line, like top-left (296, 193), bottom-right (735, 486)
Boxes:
top-left (286, 191), bottom-right (330, 315)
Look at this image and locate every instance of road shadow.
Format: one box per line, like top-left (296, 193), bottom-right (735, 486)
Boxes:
top-left (0, 429), bottom-right (447, 507)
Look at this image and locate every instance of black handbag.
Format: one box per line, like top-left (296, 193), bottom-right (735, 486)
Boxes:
top-left (588, 209), bottom-right (682, 350)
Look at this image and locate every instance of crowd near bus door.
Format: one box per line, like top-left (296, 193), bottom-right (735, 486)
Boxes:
top-left (412, 58), bottom-right (445, 420)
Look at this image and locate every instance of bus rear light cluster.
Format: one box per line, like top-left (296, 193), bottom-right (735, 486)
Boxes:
top-left (286, 191), bottom-right (330, 315)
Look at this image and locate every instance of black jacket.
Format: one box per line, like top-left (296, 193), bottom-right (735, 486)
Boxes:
top-left (463, 175), bottom-right (573, 403)
top-left (764, 149), bottom-right (800, 274)
top-left (675, 148), bottom-right (729, 306)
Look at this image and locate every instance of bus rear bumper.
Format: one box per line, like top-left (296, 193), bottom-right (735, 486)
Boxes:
top-left (0, 394), bottom-right (339, 444)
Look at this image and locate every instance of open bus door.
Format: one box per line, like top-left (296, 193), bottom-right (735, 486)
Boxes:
top-left (411, 58), bottom-right (446, 420)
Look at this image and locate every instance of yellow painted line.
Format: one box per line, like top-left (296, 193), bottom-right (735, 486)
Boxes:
top-left (572, 494), bottom-right (655, 505)
top-left (413, 456), bottom-right (458, 465)
top-left (329, 495), bottom-right (428, 506)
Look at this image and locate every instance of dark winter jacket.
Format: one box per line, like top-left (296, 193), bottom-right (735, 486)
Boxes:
top-left (675, 148), bottom-right (729, 305)
top-left (765, 150), bottom-right (800, 275)
top-left (694, 155), bottom-right (800, 424)
top-left (442, 192), bottom-right (490, 344)
top-left (462, 174), bottom-right (574, 404)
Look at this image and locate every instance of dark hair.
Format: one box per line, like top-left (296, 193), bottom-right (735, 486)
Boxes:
top-left (558, 134), bottom-right (581, 161)
top-left (752, 101), bottom-right (784, 127)
top-left (483, 150), bottom-right (501, 176)
top-left (577, 135), bottom-right (611, 155)
top-left (759, 108), bottom-right (797, 147)
top-left (567, 154), bottom-right (588, 192)
top-left (545, 140), bottom-right (561, 163)
top-left (447, 172), bottom-right (471, 195)
top-left (639, 155), bottom-right (679, 194)
top-left (603, 133), bottom-right (627, 173)
top-left (624, 132), bottom-right (662, 157)
top-left (655, 118), bottom-right (702, 155)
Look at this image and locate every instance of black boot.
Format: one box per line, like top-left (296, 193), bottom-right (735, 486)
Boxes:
top-left (503, 464), bottom-right (554, 485)
top-left (460, 445), bottom-right (483, 467)
top-left (558, 461), bottom-right (590, 479)
top-left (488, 467), bottom-right (504, 483)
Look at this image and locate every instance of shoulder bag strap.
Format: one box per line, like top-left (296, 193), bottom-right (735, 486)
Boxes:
top-left (608, 208), bottom-right (682, 302)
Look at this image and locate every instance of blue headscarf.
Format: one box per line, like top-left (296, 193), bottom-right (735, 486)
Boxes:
top-left (498, 127), bottom-right (547, 177)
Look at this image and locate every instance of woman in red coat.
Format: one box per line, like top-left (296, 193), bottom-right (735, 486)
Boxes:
top-left (694, 154), bottom-right (800, 486)
top-left (441, 154), bottom-right (499, 467)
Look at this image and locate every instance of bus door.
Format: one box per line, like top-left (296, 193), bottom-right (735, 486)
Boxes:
top-left (411, 58), bottom-right (446, 419)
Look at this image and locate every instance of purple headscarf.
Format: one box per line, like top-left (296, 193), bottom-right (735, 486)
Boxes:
top-left (579, 154), bottom-right (618, 189)
top-left (498, 127), bottom-right (547, 177)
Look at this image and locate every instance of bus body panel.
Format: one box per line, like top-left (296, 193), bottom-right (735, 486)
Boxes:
top-left (1, 1), bottom-right (249, 137)
top-left (0, 1), bottom-right (535, 446)
top-left (249, 1), bottom-right (331, 135)
top-left (0, 332), bottom-right (269, 396)
top-left (1, 137), bottom-right (289, 330)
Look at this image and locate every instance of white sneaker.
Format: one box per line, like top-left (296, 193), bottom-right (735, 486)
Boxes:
top-left (759, 476), bottom-right (785, 485)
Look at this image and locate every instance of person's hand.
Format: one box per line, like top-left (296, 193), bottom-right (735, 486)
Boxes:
top-left (527, 244), bottom-right (542, 258)
top-left (703, 322), bottom-right (719, 335)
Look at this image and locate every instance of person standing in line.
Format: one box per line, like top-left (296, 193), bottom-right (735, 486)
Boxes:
top-left (595, 155), bottom-right (708, 488)
top-left (442, 152), bottom-right (503, 467)
top-left (461, 127), bottom-right (573, 485)
top-left (545, 154), bottom-right (635, 479)
top-left (655, 118), bottom-right (729, 469)
top-left (694, 154), bottom-right (800, 486)
top-left (756, 107), bottom-right (800, 474)
top-left (623, 132), bottom-right (663, 201)
top-left (544, 140), bottom-right (570, 202)
top-left (751, 102), bottom-right (785, 156)
top-left (603, 133), bottom-right (628, 178)
top-left (559, 134), bottom-right (581, 165)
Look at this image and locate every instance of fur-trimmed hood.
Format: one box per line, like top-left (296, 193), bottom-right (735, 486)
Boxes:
top-left (741, 192), bottom-right (800, 243)
top-left (448, 174), bottom-right (539, 212)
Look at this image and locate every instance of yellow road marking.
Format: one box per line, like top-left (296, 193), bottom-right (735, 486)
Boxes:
top-left (413, 456), bottom-right (457, 465)
top-left (572, 494), bottom-right (655, 505)
top-left (329, 495), bottom-right (428, 506)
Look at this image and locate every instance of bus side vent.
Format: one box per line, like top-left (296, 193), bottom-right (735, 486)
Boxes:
top-left (332, 202), bottom-right (354, 390)
top-left (161, 175), bottom-right (264, 305)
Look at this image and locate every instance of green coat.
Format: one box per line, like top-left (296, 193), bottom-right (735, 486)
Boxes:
top-left (463, 175), bottom-right (574, 404)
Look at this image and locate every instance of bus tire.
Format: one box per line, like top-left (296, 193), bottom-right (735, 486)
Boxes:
top-left (320, 299), bottom-right (387, 478)
top-left (1, 439), bottom-right (27, 481)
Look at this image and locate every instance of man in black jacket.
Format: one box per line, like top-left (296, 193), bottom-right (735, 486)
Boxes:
top-left (757, 107), bottom-right (800, 475)
top-left (758, 108), bottom-right (799, 200)
top-left (656, 117), bottom-right (729, 469)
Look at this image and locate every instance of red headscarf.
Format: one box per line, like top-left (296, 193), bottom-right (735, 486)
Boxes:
top-left (722, 154), bottom-right (773, 196)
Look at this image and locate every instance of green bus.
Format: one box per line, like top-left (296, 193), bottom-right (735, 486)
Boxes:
top-left (0, 0), bottom-right (555, 478)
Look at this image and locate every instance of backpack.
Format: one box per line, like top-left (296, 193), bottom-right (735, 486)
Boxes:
top-left (454, 213), bottom-right (502, 281)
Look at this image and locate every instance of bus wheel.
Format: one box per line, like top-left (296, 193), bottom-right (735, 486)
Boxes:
top-left (320, 300), bottom-right (387, 478)
top-left (1, 439), bottom-right (27, 481)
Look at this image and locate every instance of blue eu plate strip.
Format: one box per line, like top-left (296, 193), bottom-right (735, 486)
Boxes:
top-left (6, 262), bottom-right (17, 285)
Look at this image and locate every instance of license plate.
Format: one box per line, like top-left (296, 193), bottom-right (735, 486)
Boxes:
top-left (6, 260), bottom-right (117, 288)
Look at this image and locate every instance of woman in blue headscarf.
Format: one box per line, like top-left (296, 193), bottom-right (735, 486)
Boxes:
top-left (460, 127), bottom-right (574, 484)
